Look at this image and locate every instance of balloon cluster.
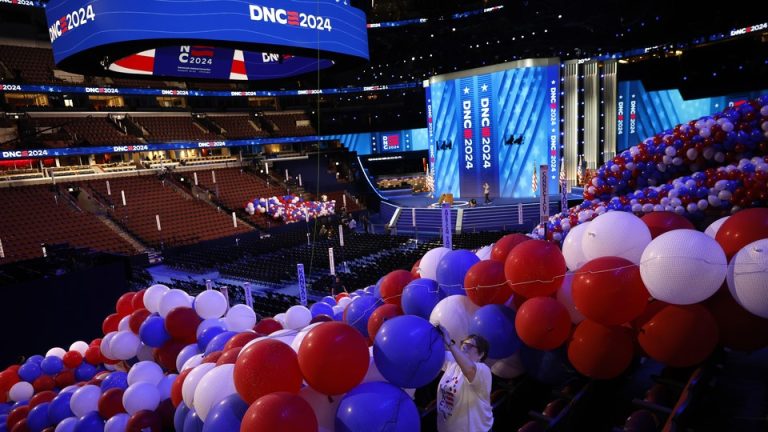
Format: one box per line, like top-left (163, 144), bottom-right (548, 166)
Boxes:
top-left (245, 195), bottom-right (336, 223)
top-left (534, 96), bottom-right (768, 241)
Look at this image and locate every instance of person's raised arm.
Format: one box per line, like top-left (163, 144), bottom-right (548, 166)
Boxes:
top-left (438, 325), bottom-right (477, 382)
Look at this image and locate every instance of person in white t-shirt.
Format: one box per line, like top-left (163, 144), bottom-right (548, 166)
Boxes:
top-left (436, 326), bottom-right (494, 432)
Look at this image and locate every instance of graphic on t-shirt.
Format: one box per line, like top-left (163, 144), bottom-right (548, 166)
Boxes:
top-left (438, 374), bottom-right (460, 419)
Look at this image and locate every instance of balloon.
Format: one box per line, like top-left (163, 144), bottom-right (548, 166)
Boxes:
top-left (47, 393), bottom-right (74, 425)
top-left (193, 364), bottom-right (236, 422)
top-left (125, 410), bottom-right (162, 432)
top-left (572, 256), bottom-right (649, 325)
top-left (233, 339), bottom-right (302, 404)
top-left (69, 385), bottom-right (101, 418)
top-left (561, 222), bottom-right (591, 271)
top-left (641, 211), bottom-right (695, 239)
top-left (154, 340), bottom-right (186, 372)
top-left (116, 292), bottom-right (136, 317)
top-left (373, 315), bottom-right (444, 388)
top-left (97, 388), bottom-right (125, 419)
top-left (143, 284), bottom-right (170, 314)
top-left (27, 402), bottom-right (53, 432)
top-left (469, 305), bottom-right (520, 359)
top-left (6, 405), bottom-right (29, 430)
top-left (176, 344), bottom-right (202, 373)
top-left (195, 291), bottom-right (228, 320)
top-left (32, 375), bottom-right (55, 393)
top-left (581, 211), bottom-right (652, 264)
top-left (240, 392), bottom-right (317, 432)
top-left (705, 287), bottom-right (768, 352)
top-left (173, 404), bottom-right (190, 432)
top-left (567, 320), bottom-right (634, 379)
top-left (62, 351), bottom-right (83, 369)
top-left (519, 346), bottom-right (574, 386)
top-left (109, 331), bottom-right (141, 361)
top-left (726, 239), bottom-right (768, 318)
top-left (504, 240), bottom-right (567, 298)
top-left (704, 216), bottom-right (729, 238)
top-left (55, 417), bottom-right (78, 432)
top-left (74, 363), bottom-right (97, 382)
top-left (366, 304), bottom-right (403, 342)
top-left (490, 233), bottom-right (531, 262)
top-left (487, 351), bottom-right (525, 379)
top-left (182, 363), bottom-right (217, 409)
top-left (202, 393), bottom-right (248, 432)
top-left (170, 368), bottom-right (192, 408)
top-left (40, 356), bottom-right (63, 375)
top-left (715, 208), bottom-right (768, 259)
top-left (309, 302), bottom-right (334, 318)
top-left (310, 314), bottom-right (334, 324)
top-left (75, 411), bottom-right (105, 432)
top-left (475, 245), bottom-right (493, 261)
top-left (464, 260), bottom-right (511, 306)
top-left (298, 322), bottom-right (369, 396)
top-left (418, 247), bottom-right (451, 280)
top-left (165, 307), bottom-right (202, 344)
top-left (298, 386), bottom-right (339, 432)
top-left (555, 273), bottom-right (585, 324)
top-left (638, 304), bottom-right (719, 367)
top-left (284, 306), bottom-right (312, 330)
top-left (46, 348), bottom-right (66, 359)
top-left (203, 332), bottom-right (237, 356)
top-left (127, 361), bottom-right (163, 387)
top-left (515, 297), bottom-right (571, 351)
top-left (183, 408), bottom-right (204, 432)
top-left (197, 326), bottom-right (226, 352)
top-left (122, 382), bottom-right (160, 415)
top-left (158, 289), bottom-right (192, 318)
top-left (379, 270), bottom-right (414, 307)
top-left (436, 250), bottom-right (480, 296)
top-left (223, 332), bottom-right (258, 351)
top-left (335, 382), bottom-right (419, 432)
top-left (138, 315), bottom-right (170, 348)
top-left (18, 363), bottom-right (42, 383)
top-left (344, 296), bottom-right (379, 338)
top-left (104, 413), bottom-right (128, 432)
top-left (401, 278), bottom-right (444, 319)
top-left (410, 259), bottom-right (422, 278)
top-left (429, 295), bottom-right (479, 345)
top-left (224, 305), bottom-right (257, 333)
top-left (102, 314), bottom-right (121, 335)
top-left (640, 229), bottom-right (726, 305)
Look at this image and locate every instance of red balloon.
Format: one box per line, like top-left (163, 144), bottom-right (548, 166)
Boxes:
top-left (410, 259), bottom-right (422, 279)
top-left (224, 332), bottom-right (259, 351)
top-left (638, 304), bottom-right (719, 367)
top-left (514, 297), bottom-right (571, 350)
top-left (54, 370), bottom-right (75, 388)
top-left (131, 289), bottom-right (147, 311)
top-left (156, 398), bottom-right (175, 431)
top-left (10, 418), bottom-right (29, 432)
top-left (253, 318), bottom-right (283, 335)
top-left (164, 307), bottom-right (202, 344)
top-left (153, 340), bottom-right (185, 373)
top-left (641, 212), bottom-right (695, 239)
top-left (62, 350), bottom-right (83, 369)
top-left (29, 391), bottom-right (56, 409)
top-left (84, 346), bottom-right (102, 365)
top-left (0, 370), bottom-right (20, 391)
top-left (705, 287), bottom-right (768, 351)
top-left (367, 304), bottom-right (403, 342)
top-left (240, 392), bottom-right (317, 432)
top-left (567, 320), bottom-right (635, 379)
top-left (125, 410), bottom-right (163, 432)
top-left (572, 257), bottom-right (649, 326)
top-left (310, 314), bottom-right (333, 324)
top-left (379, 270), bottom-right (414, 307)
top-left (334, 293), bottom-right (350, 303)
top-left (98, 388), bottom-right (126, 418)
top-left (102, 313), bottom-right (121, 335)
top-left (234, 339), bottom-right (303, 404)
top-left (170, 368), bottom-right (193, 408)
top-left (6, 405), bottom-right (29, 430)
top-left (464, 260), bottom-right (512, 306)
top-left (32, 375), bottom-right (55, 393)
top-left (202, 351), bottom-right (223, 364)
top-left (490, 233), bottom-right (531, 262)
top-left (298, 322), bottom-right (369, 396)
top-left (715, 208), bottom-right (768, 259)
top-left (216, 347), bottom-right (242, 366)
top-left (116, 292), bottom-right (136, 317)
top-left (128, 309), bottom-right (151, 334)
top-left (504, 240), bottom-right (567, 298)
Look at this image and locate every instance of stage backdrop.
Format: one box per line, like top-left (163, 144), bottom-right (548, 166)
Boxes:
top-left (425, 59), bottom-right (561, 199)
top-left (616, 81), bottom-right (768, 152)
top-left (325, 128), bottom-right (428, 155)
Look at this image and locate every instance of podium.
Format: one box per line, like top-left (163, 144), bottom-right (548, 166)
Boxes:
top-left (437, 193), bottom-right (454, 205)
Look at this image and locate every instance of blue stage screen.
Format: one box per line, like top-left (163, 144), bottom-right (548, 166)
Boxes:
top-left (427, 61), bottom-right (560, 199)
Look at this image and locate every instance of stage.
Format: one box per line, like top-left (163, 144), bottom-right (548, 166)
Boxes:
top-left (379, 190), bottom-right (582, 209)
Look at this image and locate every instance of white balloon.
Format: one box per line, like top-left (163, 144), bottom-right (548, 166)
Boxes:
top-left (122, 382), bottom-right (161, 415)
top-left (104, 413), bottom-right (129, 432)
top-left (181, 354), bottom-right (204, 371)
top-left (487, 351), bottom-right (525, 379)
top-left (176, 344), bottom-right (201, 372)
top-left (299, 386), bottom-right (341, 432)
top-left (193, 364), bottom-right (236, 421)
top-left (331, 305), bottom-right (344, 319)
top-left (225, 304), bottom-right (257, 332)
top-left (273, 313), bottom-right (287, 326)
top-left (361, 346), bottom-right (385, 383)
top-left (70, 384), bottom-right (101, 417)
top-left (285, 305), bottom-right (312, 330)
top-left (8, 381), bottom-right (33, 402)
top-left (726, 239), bottom-right (768, 318)
top-left (182, 363), bottom-right (216, 408)
top-left (100, 332), bottom-right (118, 360)
top-left (475, 244), bottom-right (493, 261)
top-left (110, 331), bottom-right (141, 360)
top-left (159, 289), bottom-right (192, 318)
top-left (337, 297), bottom-right (353, 309)
top-left (555, 272), bottom-right (585, 324)
top-left (429, 295), bottom-right (479, 344)
top-left (195, 290), bottom-right (228, 319)
top-left (117, 315), bottom-right (131, 332)
top-left (562, 222), bottom-right (591, 271)
top-left (127, 361), bottom-right (164, 386)
top-left (157, 373), bottom-right (177, 400)
top-left (640, 229), bottom-right (726, 305)
top-left (704, 216), bottom-right (730, 238)
top-left (290, 322), bottom-right (323, 353)
top-left (582, 211), bottom-right (651, 264)
top-left (46, 347), bottom-right (66, 359)
top-left (143, 284), bottom-right (170, 313)
top-left (420, 247), bottom-right (451, 280)
top-left (69, 341), bottom-right (89, 355)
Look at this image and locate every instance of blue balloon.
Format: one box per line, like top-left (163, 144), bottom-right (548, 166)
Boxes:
top-left (100, 371), bottom-right (128, 392)
top-left (374, 277), bottom-right (385, 300)
top-left (0, 403), bottom-right (10, 415)
top-left (519, 346), bottom-right (575, 386)
top-left (204, 331), bottom-right (237, 356)
top-left (202, 394), bottom-right (248, 432)
top-left (344, 295), bottom-right (379, 338)
top-left (18, 362), bottom-right (42, 382)
top-left (27, 355), bottom-right (44, 365)
top-left (373, 315), bottom-right (444, 388)
top-left (435, 250), bottom-right (479, 296)
top-left (469, 305), bottom-right (520, 359)
top-left (0, 414), bottom-right (7, 431)
top-left (139, 315), bottom-right (171, 348)
top-left (47, 391), bottom-right (74, 424)
top-left (74, 411), bottom-right (105, 432)
top-left (310, 302), bottom-right (334, 318)
top-left (321, 296), bottom-right (336, 306)
top-left (333, 308), bottom-right (344, 322)
top-left (40, 356), bottom-right (64, 375)
top-left (27, 402), bottom-right (53, 432)
top-left (336, 382), bottom-right (420, 432)
top-left (55, 417), bottom-right (78, 432)
top-left (197, 326), bottom-right (226, 351)
top-left (401, 278), bottom-right (444, 320)
top-left (174, 403), bottom-right (191, 432)
top-left (184, 409), bottom-right (205, 432)
top-left (74, 363), bottom-right (97, 381)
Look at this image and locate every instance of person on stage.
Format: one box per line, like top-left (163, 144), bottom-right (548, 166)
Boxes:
top-left (483, 182), bottom-right (492, 204)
